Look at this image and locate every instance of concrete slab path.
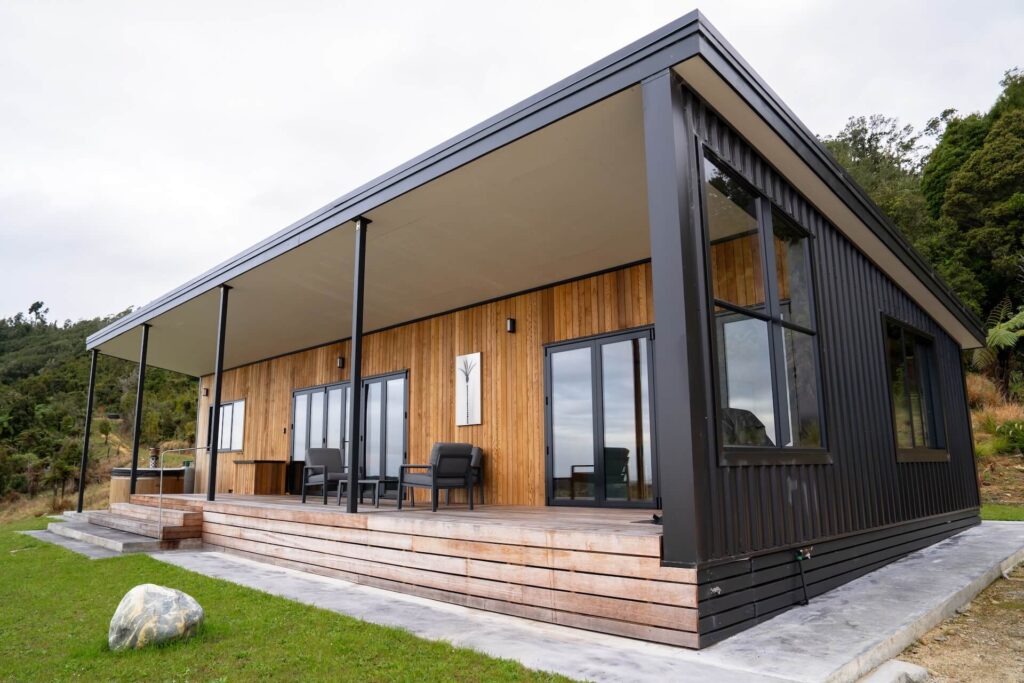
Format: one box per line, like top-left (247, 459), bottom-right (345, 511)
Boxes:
top-left (144, 521), bottom-right (1024, 683)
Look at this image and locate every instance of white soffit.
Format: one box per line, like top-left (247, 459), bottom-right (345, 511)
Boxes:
top-left (96, 86), bottom-right (650, 376)
top-left (674, 57), bottom-right (980, 350)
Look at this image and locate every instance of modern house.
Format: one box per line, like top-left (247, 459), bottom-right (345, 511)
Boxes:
top-left (73, 11), bottom-right (984, 648)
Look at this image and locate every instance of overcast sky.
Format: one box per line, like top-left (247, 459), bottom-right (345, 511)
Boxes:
top-left (1, 0), bottom-right (1020, 323)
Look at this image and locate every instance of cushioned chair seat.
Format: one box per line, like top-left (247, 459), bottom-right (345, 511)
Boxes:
top-left (402, 473), bottom-right (468, 487)
top-left (305, 472), bottom-right (347, 486)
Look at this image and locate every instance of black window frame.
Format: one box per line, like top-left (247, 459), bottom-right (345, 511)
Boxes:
top-left (698, 148), bottom-right (830, 467)
top-left (543, 326), bottom-right (660, 509)
top-left (207, 399), bottom-right (245, 453)
top-left (880, 316), bottom-right (949, 463)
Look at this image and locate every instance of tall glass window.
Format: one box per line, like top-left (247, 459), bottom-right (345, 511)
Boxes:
top-left (885, 319), bottom-right (946, 457)
top-left (703, 153), bottom-right (825, 455)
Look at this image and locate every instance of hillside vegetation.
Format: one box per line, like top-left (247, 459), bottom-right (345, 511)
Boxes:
top-left (0, 305), bottom-right (196, 516)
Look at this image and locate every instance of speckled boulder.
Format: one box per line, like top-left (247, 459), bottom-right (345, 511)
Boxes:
top-left (108, 584), bottom-right (204, 651)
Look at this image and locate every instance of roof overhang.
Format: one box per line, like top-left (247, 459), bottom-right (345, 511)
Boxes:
top-left (87, 10), bottom-right (984, 377)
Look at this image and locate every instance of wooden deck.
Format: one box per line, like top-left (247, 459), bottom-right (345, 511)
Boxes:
top-left (131, 494), bottom-right (697, 647)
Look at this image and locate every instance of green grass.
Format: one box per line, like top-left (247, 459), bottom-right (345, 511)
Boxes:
top-left (981, 503), bottom-right (1024, 521)
top-left (0, 517), bottom-right (569, 682)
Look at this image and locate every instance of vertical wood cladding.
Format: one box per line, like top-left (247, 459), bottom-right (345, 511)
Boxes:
top-left (194, 263), bottom-right (654, 504)
top-left (684, 87), bottom-right (980, 564)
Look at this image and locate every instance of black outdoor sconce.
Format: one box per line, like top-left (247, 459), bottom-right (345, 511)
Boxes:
top-left (337, 356), bottom-right (345, 369)
top-left (506, 318), bottom-right (516, 333)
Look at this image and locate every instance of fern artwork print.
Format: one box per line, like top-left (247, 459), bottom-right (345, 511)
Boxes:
top-left (455, 352), bottom-right (481, 427)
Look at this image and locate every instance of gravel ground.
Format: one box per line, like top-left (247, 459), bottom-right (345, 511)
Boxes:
top-left (901, 563), bottom-right (1024, 682)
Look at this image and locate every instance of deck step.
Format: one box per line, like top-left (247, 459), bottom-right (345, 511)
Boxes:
top-left (109, 503), bottom-right (202, 527)
top-left (47, 520), bottom-right (202, 553)
top-left (129, 494), bottom-right (203, 513)
top-left (85, 510), bottom-right (202, 540)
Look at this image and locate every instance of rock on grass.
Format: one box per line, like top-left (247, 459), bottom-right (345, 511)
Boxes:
top-left (108, 584), bottom-right (204, 651)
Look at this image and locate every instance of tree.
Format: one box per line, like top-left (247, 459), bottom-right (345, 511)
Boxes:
top-left (973, 296), bottom-right (1024, 399)
top-left (939, 109), bottom-right (1024, 311)
top-left (98, 418), bottom-right (112, 444)
top-left (823, 115), bottom-right (934, 243)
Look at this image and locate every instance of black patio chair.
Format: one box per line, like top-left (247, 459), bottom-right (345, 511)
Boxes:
top-left (397, 442), bottom-right (476, 512)
top-left (301, 448), bottom-right (347, 505)
top-left (445, 446), bottom-right (484, 505)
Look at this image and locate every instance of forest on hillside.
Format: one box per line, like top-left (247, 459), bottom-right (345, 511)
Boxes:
top-left (0, 305), bottom-right (196, 503)
top-left (0, 66), bottom-right (1022, 512)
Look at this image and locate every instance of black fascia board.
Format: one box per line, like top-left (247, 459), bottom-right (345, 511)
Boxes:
top-left (87, 10), bottom-right (984, 350)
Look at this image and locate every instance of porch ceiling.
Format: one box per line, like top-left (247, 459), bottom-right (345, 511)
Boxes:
top-left (94, 87), bottom-right (649, 376)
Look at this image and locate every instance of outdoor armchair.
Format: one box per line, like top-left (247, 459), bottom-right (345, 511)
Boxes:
top-left (301, 447), bottom-right (347, 505)
top-left (397, 442), bottom-right (476, 512)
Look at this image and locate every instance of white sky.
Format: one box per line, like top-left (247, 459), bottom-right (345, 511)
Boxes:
top-left (1, 0), bottom-right (1020, 322)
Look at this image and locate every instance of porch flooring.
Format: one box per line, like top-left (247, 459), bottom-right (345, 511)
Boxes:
top-left (130, 493), bottom-right (695, 646)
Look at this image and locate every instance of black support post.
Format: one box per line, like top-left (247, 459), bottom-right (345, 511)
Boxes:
top-left (345, 216), bottom-right (370, 513)
top-left (76, 349), bottom-right (99, 513)
top-left (128, 323), bottom-right (150, 494)
top-left (641, 70), bottom-right (712, 567)
top-left (206, 285), bottom-right (231, 501)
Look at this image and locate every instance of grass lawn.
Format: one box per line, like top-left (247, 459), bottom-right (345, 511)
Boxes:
top-left (0, 517), bottom-right (570, 682)
top-left (980, 503), bottom-right (1024, 521)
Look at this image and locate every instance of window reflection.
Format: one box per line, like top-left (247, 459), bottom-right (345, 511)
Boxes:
top-left (886, 321), bottom-right (945, 450)
top-left (551, 347), bottom-right (595, 500)
top-left (773, 209), bottom-right (813, 330)
top-left (718, 315), bottom-right (776, 446)
top-left (705, 156), bottom-right (766, 311)
top-left (781, 327), bottom-right (822, 447)
top-left (601, 339), bottom-right (654, 501)
top-left (364, 382), bottom-right (382, 476)
top-left (385, 378), bottom-right (405, 478)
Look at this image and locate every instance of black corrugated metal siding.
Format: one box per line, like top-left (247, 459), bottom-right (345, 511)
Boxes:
top-left (683, 87), bottom-right (981, 565)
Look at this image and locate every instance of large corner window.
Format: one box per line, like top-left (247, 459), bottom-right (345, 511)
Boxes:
top-left (207, 399), bottom-right (245, 452)
top-left (702, 152), bottom-right (827, 464)
top-left (883, 319), bottom-right (948, 462)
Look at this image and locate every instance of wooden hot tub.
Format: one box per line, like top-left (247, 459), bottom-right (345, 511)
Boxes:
top-left (109, 467), bottom-right (185, 506)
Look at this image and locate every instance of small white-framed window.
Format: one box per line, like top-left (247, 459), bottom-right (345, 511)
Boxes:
top-left (208, 400), bottom-right (245, 452)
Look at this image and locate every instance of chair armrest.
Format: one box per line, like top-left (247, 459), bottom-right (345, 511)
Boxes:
top-left (399, 464), bottom-right (432, 471)
top-left (303, 465), bottom-right (325, 481)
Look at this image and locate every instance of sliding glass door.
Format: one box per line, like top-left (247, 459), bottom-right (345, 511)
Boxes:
top-left (545, 329), bottom-right (657, 507)
top-left (291, 383), bottom-right (352, 463)
top-left (291, 372), bottom-right (407, 483)
top-left (361, 372), bottom-right (408, 479)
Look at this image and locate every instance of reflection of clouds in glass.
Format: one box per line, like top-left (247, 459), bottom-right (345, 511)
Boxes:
top-left (723, 317), bottom-right (776, 444)
top-left (551, 347), bottom-right (594, 478)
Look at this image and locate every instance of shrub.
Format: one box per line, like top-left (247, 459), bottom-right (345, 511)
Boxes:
top-left (966, 372), bottom-right (1001, 409)
top-left (995, 420), bottom-right (1024, 453)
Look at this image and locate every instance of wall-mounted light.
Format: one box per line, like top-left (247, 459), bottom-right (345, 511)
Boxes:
top-left (337, 356), bottom-right (345, 369)
top-left (506, 318), bottom-right (516, 333)
top-left (202, 387), bottom-right (209, 397)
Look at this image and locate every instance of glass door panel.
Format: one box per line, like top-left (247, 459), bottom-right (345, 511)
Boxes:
top-left (600, 338), bottom-right (654, 502)
top-left (547, 330), bottom-right (657, 507)
top-left (292, 393), bottom-right (309, 462)
top-left (309, 391), bottom-right (325, 449)
top-left (385, 378), bottom-right (406, 478)
top-left (364, 382), bottom-right (383, 477)
top-left (550, 346), bottom-right (596, 501)
top-left (326, 386), bottom-right (344, 450)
